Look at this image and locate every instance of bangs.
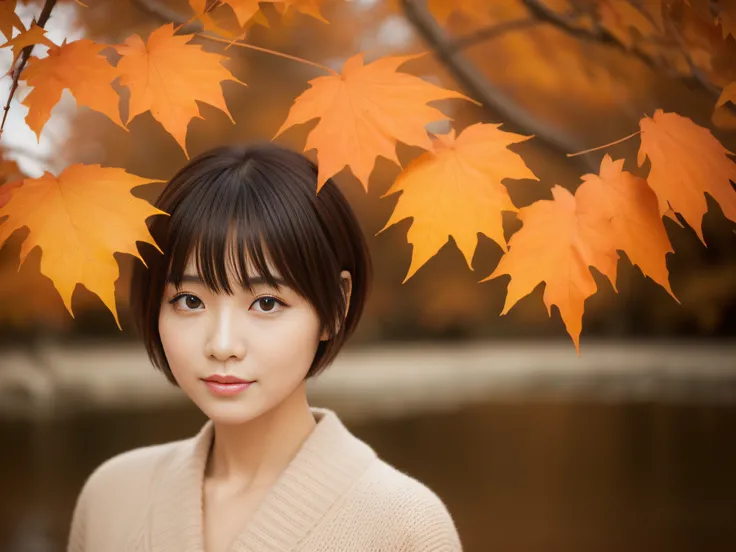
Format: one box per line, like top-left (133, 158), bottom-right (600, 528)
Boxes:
top-left (163, 165), bottom-right (305, 298)
top-left (130, 141), bottom-right (372, 384)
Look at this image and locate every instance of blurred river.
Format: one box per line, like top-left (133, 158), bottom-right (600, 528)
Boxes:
top-left (1, 399), bottom-right (735, 552)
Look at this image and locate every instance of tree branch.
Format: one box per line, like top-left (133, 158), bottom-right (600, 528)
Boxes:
top-left (519, 0), bottom-right (727, 100)
top-left (0, 0), bottom-right (58, 135)
top-left (447, 17), bottom-right (542, 52)
top-left (400, 0), bottom-right (592, 160)
top-left (128, 0), bottom-right (204, 33)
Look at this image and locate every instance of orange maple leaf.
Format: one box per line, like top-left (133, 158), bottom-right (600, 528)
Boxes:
top-left (0, 180), bottom-right (23, 209)
top-left (115, 23), bottom-right (246, 158)
top-left (427, 0), bottom-right (492, 25)
top-left (275, 52), bottom-right (476, 190)
top-left (598, 0), bottom-right (663, 49)
top-left (717, 2), bottom-right (736, 40)
top-left (273, 0), bottom-right (329, 24)
top-left (379, 123), bottom-right (537, 282)
top-left (0, 22), bottom-right (57, 64)
top-left (483, 185), bottom-right (619, 354)
top-left (717, 82), bottom-right (736, 108)
top-left (0, 0), bottom-right (24, 41)
top-left (0, 153), bottom-right (23, 186)
top-left (638, 110), bottom-right (736, 243)
top-left (20, 38), bottom-right (124, 139)
top-left (0, 164), bottom-right (167, 329)
top-left (576, 154), bottom-right (677, 299)
top-left (220, 0), bottom-right (286, 27)
top-left (188, 0), bottom-right (269, 37)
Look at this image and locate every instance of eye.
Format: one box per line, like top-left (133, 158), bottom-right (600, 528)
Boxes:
top-left (252, 296), bottom-right (285, 313)
top-left (170, 293), bottom-right (203, 311)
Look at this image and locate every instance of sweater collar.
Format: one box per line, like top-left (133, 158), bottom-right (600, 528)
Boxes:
top-left (148, 407), bottom-right (376, 552)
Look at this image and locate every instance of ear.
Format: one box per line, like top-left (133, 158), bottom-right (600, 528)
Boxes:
top-left (320, 270), bottom-right (353, 341)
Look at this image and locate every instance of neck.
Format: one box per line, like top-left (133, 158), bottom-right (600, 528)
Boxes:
top-left (204, 381), bottom-right (317, 491)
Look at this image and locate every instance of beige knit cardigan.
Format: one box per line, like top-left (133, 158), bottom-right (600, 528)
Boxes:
top-left (67, 407), bottom-right (463, 552)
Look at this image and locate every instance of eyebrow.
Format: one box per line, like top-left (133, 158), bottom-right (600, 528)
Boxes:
top-left (176, 273), bottom-right (286, 288)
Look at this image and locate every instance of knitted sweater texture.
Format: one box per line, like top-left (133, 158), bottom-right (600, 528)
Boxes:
top-left (67, 407), bottom-right (462, 552)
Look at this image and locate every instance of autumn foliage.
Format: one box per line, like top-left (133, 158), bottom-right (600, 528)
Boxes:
top-left (1, 0), bottom-right (735, 351)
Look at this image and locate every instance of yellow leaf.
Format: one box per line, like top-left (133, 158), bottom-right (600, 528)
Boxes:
top-left (483, 185), bottom-right (619, 354)
top-left (379, 123), bottom-right (537, 282)
top-left (275, 52), bottom-right (476, 190)
top-left (637, 110), bottom-right (736, 243)
top-left (20, 38), bottom-right (124, 139)
top-left (0, 164), bottom-right (167, 329)
top-left (115, 23), bottom-right (246, 158)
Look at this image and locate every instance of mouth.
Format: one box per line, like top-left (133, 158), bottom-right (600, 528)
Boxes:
top-left (201, 374), bottom-right (256, 396)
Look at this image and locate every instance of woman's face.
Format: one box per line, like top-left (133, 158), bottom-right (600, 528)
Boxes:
top-left (158, 254), bottom-right (327, 425)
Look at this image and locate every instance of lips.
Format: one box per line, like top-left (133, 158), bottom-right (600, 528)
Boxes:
top-left (201, 374), bottom-right (256, 397)
top-left (202, 374), bottom-right (255, 384)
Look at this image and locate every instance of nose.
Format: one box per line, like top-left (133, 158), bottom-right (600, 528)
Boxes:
top-left (204, 307), bottom-right (246, 362)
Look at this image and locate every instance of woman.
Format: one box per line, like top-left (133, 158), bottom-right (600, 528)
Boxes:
top-left (66, 143), bottom-right (462, 552)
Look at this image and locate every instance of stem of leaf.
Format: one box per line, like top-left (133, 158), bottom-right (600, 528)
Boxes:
top-left (0, 0), bottom-right (59, 136)
top-left (567, 130), bottom-right (641, 157)
top-left (198, 34), bottom-right (339, 76)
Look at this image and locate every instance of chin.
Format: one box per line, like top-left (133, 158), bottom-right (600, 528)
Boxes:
top-left (198, 398), bottom-right (271, 426)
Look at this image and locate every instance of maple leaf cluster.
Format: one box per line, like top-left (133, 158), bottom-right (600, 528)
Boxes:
top-left (0, 0), bottom-right (735, 352)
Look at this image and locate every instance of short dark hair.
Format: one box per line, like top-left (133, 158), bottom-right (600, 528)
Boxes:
top-left (129, 142), bottom-right (372, 385)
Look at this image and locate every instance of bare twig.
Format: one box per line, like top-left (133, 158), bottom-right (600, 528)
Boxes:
top-left (198, 35), bottom-right (338, 75)
top-left (567, 130), bottom-right (641, 157)
top-left (0, 0), bottom-right (58, 135)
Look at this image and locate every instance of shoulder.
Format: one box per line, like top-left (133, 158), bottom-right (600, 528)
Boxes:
top-left (67, 437), bottom-right (190, 551)
top-left (353, 458), bottom-right (463, 551)
top-left (71, 437), bottom-right (188, 529)
top-left (80, 439), bottom-right (181, 504)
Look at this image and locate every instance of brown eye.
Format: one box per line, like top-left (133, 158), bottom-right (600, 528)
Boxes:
top-left (253, 296), bottom-right (284, 313)
top-left (184, 295), bottom-right (202, 309)
top-left (170, 294), bottom-right (203, 311)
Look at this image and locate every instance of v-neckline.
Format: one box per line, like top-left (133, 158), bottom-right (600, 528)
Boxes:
top-left (146, 407), bottom-right (377, 552)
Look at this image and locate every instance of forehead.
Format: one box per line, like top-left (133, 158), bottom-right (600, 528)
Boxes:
top-left (181, 251), bottom-right (281, 278)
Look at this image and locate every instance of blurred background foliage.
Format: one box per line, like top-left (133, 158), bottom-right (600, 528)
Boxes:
top-left (0, 0), bottom-right (735, 346)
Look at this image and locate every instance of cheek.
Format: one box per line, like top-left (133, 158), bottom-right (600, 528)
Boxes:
top-left (158, 309), bottom-right (197, 378)
top-left (258, 312), bottom-right (323, 376)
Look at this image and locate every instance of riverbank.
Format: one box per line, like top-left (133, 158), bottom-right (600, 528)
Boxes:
top-left (1, 340), bottom-right (735, 420)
